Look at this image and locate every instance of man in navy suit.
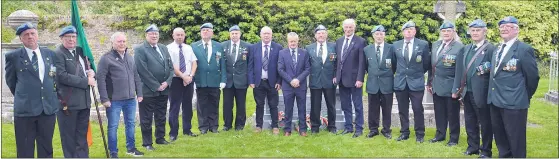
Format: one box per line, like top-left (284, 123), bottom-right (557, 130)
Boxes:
top-left (278, 32), bottom-right (311, 137)
top-left (5, 22), bottom-right (61, 158)
top-left (335, 19), bottom-right (367, 138)
top-left (248, 26), bottom-right (283, 135)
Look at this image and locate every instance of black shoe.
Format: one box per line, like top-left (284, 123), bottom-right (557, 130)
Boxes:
top-left (352, 131), bottom-right (363, 138)
top-left (184, 132), bottom-right (198, 137)
top-left (127, 148), bottom-right (144, 157)
top-left (429, 137), bottom-right (445, 143)
top-left (169, 136), bottom-right (177, 142)
top-left (110, 152), bottom-right (119, 158)
top-left (447, 142), bottom-right (458, 147)
top-left (366, 132), bottom-right (379, 138)
top-left (144, 145), bottom-right (155, 151)
top-left (156, 140), bottom-right (170, 145)
top-left (382, 132), bottom-right (392, 139)
top-left (478, 154), bottom-right (491, 158)
top-left (395, 135), bottom-right (409, 141)
top-left (416, 137), bottom-right (424, 143)
top-left (222, 127), bottom-right (231, 131)
top-left (464, 150), bottom-right (480, 156)
top-left (235, 127), bottom-right (244, 131)
top-left (329, 129), bottom-right (338, 134)
top-left (210, 128), bottom-right (219, 133)
top-left (200, 130), bottom-right (208, 134)
top-left (339, 130), bottom-right (354, 135)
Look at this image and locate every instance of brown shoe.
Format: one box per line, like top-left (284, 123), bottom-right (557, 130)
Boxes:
top-left (300, 132), bottom-right (308, 137)
top-left (254, 127), bottom-right (262, 133)
top-left (272, 128), bottom-right (280, 135)
top-left (284, 132), bottom-right (291, 136)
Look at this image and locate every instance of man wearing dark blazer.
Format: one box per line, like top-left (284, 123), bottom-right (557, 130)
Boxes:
top-left (305, 25), bottom-right (337, 134)
top-left (452, 19), bottom-right (496, 158)
top-left (5, 22), bottom-right (61, 158)
top-left (364, 25), bottom-right (396, 139)
top-left (248, 26), bottom-right (283, 135)
top-left (487, 16), bottom-right (539, 158)
top-left (191, 23), bottom-right (227, 134)
top-left (278, 32), bottom-right (311, 137)
top-left (134, 24), bottom-right (174, 151)
top-left (221, 25), bottom-right (251, 131)
top-left (54, 26), bottom-right (95, 158)
top-left (392, 21), bottom-right (431, 143)
top-left (426, 21), bottom-right (464, 146)
top-left (335, 19), bottom-right (367, 138)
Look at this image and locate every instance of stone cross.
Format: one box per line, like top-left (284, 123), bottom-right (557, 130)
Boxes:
top-left (434, 0), bottom-right (466, 22)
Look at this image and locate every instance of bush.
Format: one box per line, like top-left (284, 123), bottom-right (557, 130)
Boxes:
top-left (114, 1), bottom-right (558, 60)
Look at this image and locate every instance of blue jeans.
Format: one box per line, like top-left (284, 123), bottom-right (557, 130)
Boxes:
top-left (106, 98), bottom-right (137, 153)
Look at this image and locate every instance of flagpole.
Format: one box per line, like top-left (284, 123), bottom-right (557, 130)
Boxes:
top-left (85, 56), bottom-right (110, 158)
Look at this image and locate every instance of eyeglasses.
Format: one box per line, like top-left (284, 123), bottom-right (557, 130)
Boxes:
top-left (63, 35), bottom-right (77, 39)
top-left (498, 25), bottom-right (517, 30)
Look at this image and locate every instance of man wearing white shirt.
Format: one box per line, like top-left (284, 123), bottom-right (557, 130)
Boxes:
top-left (167, 28), bottom-right (199, 141)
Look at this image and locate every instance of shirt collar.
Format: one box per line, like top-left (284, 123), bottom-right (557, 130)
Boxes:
top-left (262, 41), bottom-right (271, 47)
top-left (345, 34), bottom-right (354, 41)
top-left (375, 42), bottom-right (384, 48)
top-left (474, 40), bottom-right (485, 48)
top-left (24, 46), bottom-right (40, 56)
top-left (404, 38), bottom-right (415, 44)
top-left (502, 37), bottom-right (517, 46)
top-left (202, 40), bottom-right (212, 46)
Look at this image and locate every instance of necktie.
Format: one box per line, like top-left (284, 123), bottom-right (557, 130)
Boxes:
top-left (343, 38), bottom-right (350, 56)
top-left (205, 43), bottom-right (210, 62)
top-left (263, 45), bottom-right (269, 71)
top-left (153, 46), bottom-right (163, 60)
top-left (32, 51), bottom-right (38, 72)
top-left (291, 49), bottom-right (297, 67)
top-left (179, 44), bottom-right (186, 73)
top-left (404, 42), bottom-right (410, 62)
top-left (376, 45), bottom-right (381, 63)
top-left (437, 43), bottom-right (447, 57)
top-left (319, 43), bottom-right (325, 63)
top-left (496, 44), bottom-right (507, 64)
top-left (232, 43), bottom-right (237, 61)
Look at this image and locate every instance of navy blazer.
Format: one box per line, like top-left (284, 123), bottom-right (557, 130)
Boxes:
top-left (277, 48), bottom-right (311, 91)
top-left (54, 45), bottom-right (91, 110)
top-left (5, 47), bottom-right (60, 117)
top-left (248, 41), bottom-right (283, 87)
top-left (335, 35), bottom-right (367, 88)
top-left (393, 38), bottom-right (431, 91)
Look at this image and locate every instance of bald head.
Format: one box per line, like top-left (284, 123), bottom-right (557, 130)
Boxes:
top-left (172, 27), bottom-right (185, 44)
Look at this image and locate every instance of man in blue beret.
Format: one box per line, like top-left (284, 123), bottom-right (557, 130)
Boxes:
top-left (392, 20), bottom-right (431, 143)
top-left (134, 24), bottom-right (174, 151)
top-left (54, 25), bottom-right (96, 158)
top-left (426, 21), bottom-right (464, 146)
top-left (221, 25), bottom-right (251, 131)
top-left (487, 16), bottom-right (539, 158)
top-left (363, 25), bottom-right (396, 139)
top-left (335, 19), bottom-right (367, 138)
top-left (451, 18), bottom-right (496, 158)
top-left (190, 23), bottom-right (227, 134)
top-left (5, 22), bottom-right (60, 158)
top-left (305, 25), bottom-right (338, 134)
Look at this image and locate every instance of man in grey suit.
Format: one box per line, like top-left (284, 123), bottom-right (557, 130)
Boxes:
top-left (487, 16), bottom-right (539, 158)
top-left (335, 19), bottom-right (367, 138)
top-left (305, 25), bottom-right (337, 134)
top-left (5, 22), bottom-right (60, 158)
top-left (392, 21), bottom-right (431, 143)
top-left (364, 25), bottom-right (396, 139)
top-left (54, 25), bottom-right (96, 158)
top-left (426, 21), bottom-right (464, 146)
top-left (452, 19), bottom-right (496, 158)
top-left (134, 24), bottom-right (174, 151)
top-left (221, 25), bottom-right (251, 131)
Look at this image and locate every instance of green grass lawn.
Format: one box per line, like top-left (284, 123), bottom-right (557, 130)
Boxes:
top-left (2, 81), bottom-right (558, 158)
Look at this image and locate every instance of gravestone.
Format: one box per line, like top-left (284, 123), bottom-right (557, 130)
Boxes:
top-left (545, 52), bottom-right (558, 104)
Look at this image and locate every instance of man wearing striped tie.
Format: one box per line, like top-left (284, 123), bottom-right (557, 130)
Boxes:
top-left (167, 28), bottom-right (199, 141)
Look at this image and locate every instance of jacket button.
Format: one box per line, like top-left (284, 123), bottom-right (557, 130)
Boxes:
top-left (41, 87), bottom-right (43, 89)
top-left (492, 88), bottom-right (495, 90)
top-left (42, 97), bottom-right (44, 99)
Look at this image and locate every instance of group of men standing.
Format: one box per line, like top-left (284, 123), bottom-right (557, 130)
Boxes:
top-left (5, 15), bottom-right (538, 158)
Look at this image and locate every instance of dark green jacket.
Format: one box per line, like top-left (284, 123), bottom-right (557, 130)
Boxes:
top-left (428, 40), bottom-right (464, 97)
top-left (134, 41), bottom-right (174, 97)
top-left (191, 40), bottom-right (227, 87)
top-left (305, 42), bottom-right (337, 89)
top-left (364, 43), bottom-right (395, 94)
top-left (393, 38), bottom-right (431, 91)
top-left (221, 40), bottom-right (251, 89)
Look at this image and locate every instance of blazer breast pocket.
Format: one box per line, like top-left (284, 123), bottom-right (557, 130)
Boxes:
top-left (502, 57), bottom-right (519, 72)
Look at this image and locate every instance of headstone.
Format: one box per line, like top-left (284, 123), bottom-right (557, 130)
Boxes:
top-left (545, 52), bottom-right (558, 104)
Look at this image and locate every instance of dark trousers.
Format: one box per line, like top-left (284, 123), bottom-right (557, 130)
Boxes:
top-left (490, 104), bottom-right (527, 158)
top-left (463, 92), bottom-right (493, 156)
top-left (222, 87), bottom-right (247, 129)
top-left (139, 95), bottom-right (168, 146)
top-left (14, 113), bottom-right (56, 158)
top-left (168, 77), bottom-right (195, 137)
top-left (282, 89), bottom-right (307, 132)
top-left (339, 84), bottom-right (364, 132)
top-left (368, 92), bottom-right (393, 134)
top-left (197, 87), bottom-right (220, 131)
top-left (432, 93), bottom-right (460, 142)
top-left (254, 79), bottom-right (279, 128)
top-left (395, 85), bottom-right (425, 137)
top-left (310, 88), bottom-right (336, 131)
top-left (57, 108), bottom-right (90, 158)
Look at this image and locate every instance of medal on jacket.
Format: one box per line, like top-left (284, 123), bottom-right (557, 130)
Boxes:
top-left (49, 64), bottom-right (56, 77)
top-left (385, 59), bottom-right (392, 68)
top-left (329, 53), bottom-right (336, 61)
top-left (242, 48), bottom-right (248, 61)
top-left (416, 55), bottom-right (422, 63)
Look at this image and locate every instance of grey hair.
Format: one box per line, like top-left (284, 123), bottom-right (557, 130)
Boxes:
top-left (173, 27), bottom-right (185, 34)
top-left (110, 32), bottom-right (126, 43)
top-left (342, 19), bottom-right (356, 27)
top-left (438, 30), bottom-right (462, 44)
top-left (260, 26), bottom-right (272, 34)
top-left (287, 32), bottom-right (299, 40)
